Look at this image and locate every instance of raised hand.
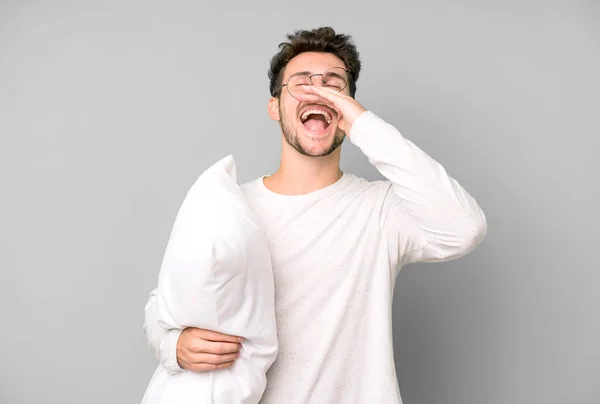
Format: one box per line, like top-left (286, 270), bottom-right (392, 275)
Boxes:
top-left (291, 85), bottom-right (367, 135)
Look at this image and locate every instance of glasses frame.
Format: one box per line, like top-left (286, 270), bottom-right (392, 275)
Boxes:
top-left (273, 67), bottom-right (352, 98)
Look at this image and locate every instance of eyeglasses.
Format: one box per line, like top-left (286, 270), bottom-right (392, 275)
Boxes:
top-left (273, 67), bottom-right (350, 99)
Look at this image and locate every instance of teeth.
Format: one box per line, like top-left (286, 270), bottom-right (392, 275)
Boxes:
top-left (301, 109), bottom-right (332, 124)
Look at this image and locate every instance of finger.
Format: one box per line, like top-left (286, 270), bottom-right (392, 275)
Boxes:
top-left (191, 351), bottom-right (240, 365)
top-left (291, 85), bottom-right (335, 99)
top-left (292, 86), bottom-right (347, 116)
top-left (193, 328), bottom-right (244, 343)
top-left (188, 360), bottom-right (236, 372)
top-left (291, 92), bottom-right (342, 118)
top-left (301, 85), bottom-right (348, 101)
top-left (299, 85), bottom-right (365, 130)
top-left (194, 339), bottom-right (242, 355)
top-left (291, 91), bottom-right (336, 107)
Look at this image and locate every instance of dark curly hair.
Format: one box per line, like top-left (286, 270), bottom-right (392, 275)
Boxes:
top-left (268, 27), bottom-right (361, 98)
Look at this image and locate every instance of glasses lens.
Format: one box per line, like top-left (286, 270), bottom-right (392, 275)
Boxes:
top-left (286, 68), bottom-right (348, 98)
top-left (322, 67), bottom-right (348, 92)
top-left (287, 75), bottom-right (312, 98)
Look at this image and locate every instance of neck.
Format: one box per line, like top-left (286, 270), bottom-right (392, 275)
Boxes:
top-left (264, 139), bottom-right (343, 196)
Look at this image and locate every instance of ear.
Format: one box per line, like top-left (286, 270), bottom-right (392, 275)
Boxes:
top-left (268, 97), bottom-right (280, 121)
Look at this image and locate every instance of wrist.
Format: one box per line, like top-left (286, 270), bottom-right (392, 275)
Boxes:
top-left (160, 328), bottom-right (184, 374)
top-left (348, 110), bottom-right (375, 141)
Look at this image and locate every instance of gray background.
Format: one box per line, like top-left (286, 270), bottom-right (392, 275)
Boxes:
top-left (1, 0), bottom-right (598, 403)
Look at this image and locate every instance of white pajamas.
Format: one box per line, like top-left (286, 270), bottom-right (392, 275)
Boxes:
top-left (144, 111), bottom-right (487, 403)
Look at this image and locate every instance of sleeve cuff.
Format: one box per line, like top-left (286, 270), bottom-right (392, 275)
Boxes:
top-left (348, 110), bottom-right (378, 144)
top-left (159, 328), bottom-right (184, 375)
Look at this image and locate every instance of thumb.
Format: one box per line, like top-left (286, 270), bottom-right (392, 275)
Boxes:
top-left (338, 117), bottom-right (349, 133)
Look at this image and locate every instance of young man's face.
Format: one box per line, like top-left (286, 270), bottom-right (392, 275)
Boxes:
top-left (272, 52), bottom-right (350, 157)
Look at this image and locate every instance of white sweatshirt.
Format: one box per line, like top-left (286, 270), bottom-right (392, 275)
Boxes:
top-left (143, 111), bottom-right (487, 404)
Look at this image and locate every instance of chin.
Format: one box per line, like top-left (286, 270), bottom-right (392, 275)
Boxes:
top-left (296, 128), bottom-right (344, 157)
top-left (280, 114), bottom-right (345, 157)
top-left (301, 145), bottom-right (336, 157)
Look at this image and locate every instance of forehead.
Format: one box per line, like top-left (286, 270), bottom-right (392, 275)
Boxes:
top-left (283, 52), bottom-right (346, 79)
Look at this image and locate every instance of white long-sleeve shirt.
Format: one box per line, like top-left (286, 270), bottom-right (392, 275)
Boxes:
top-left (143, 111), bottom-right (487, 404)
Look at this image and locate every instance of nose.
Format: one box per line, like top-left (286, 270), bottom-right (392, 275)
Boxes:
top-left (309, 73), bottom-right (326, 87)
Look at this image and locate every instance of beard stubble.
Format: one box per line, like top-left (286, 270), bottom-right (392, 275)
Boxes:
top-left (279, 103), bottom-right (346, 157)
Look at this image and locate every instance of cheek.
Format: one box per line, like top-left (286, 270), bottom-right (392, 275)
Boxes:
top-left (281, 102), bottom-right (298, 122)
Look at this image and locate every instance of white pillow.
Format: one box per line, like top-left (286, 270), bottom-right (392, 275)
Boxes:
top-left (141, 155), bottom-right (278, 404)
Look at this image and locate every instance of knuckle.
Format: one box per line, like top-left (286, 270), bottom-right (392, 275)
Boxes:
top-left (188, 353), bottom-right (201, 364)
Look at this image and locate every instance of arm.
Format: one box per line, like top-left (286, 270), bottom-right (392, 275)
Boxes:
top-left (143, 289), bottom-right (244, 373)
top-left (293, 85), bottom-right (486, 270)
top-left (143, 288), bottom-right (184, 375)
top-left (348, 111), bottom-right (487, 268)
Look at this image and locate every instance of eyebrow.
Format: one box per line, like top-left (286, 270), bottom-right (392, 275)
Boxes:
top-left (289, 70), bottom-right (312, 77)
top-left (288, 68), bottom-right (347, 79)
top-left (324, 71), bottom-right (345, 79)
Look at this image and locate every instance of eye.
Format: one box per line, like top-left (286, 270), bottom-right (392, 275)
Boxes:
top-left (324, 77), bottom-right (345, 90)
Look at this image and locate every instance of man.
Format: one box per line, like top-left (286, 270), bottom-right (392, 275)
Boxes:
top-left (143, 27), bottom-right (487, 403)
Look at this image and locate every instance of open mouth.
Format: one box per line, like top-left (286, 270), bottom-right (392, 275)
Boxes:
top-left (300, 108), bottom-right (333, 133)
